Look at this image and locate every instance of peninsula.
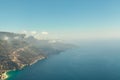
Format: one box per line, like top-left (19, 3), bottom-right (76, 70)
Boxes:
top-left (0, 32), bottom-right (73, 80)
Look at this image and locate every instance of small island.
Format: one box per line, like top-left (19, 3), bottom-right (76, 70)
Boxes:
top-left (0, 32), bottom-right (73, 80)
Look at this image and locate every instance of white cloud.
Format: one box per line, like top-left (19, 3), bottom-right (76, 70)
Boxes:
top-left (41, 32), bottom-right (48, 35)
top-left (19, 30), bottom-right (50, 40)
top-left (4, 36), bottom-right (9, 40)
top-left (48, 40), bottom-right (56, 43)
top-left (21, 30), bottom-right (28, 34)
top-left (14, 36), bottom-right (19, 39)
top-left (31, 31), bottom-right (37, 35)
top-left (34, 33), bottom-right (41, 40)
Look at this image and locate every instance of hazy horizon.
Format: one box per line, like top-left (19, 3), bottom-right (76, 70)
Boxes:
top-left (1, 1), bottom-right (120, 80)
top-left (0, 0), bottom-right (120, 41)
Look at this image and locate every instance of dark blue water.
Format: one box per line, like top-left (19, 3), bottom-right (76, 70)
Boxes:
top-left (7, 41), bottom-right (120, 80)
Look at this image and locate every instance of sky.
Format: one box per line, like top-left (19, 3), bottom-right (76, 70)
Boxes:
top-left (0, 0), bottom-right (120, 40)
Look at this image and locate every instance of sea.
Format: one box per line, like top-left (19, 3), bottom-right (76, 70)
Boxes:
top-left (7, 40), bottom-right (120, 80)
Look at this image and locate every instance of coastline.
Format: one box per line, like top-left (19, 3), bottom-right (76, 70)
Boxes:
top-left (3, 56), bottom-right (46, 80)
top-left (30, 56), bottom-right (46, 65)
top-left (0, 71), bottom-right (9, 80)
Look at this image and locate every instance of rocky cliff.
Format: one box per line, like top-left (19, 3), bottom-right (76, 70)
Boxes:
top-left (0, 32), bottom-right (73, 80)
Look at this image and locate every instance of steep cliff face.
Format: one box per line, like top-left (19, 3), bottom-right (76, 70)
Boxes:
top-left (0, 32), bottom-right (73, 79)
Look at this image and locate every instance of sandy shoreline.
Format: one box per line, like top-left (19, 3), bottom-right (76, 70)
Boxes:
top-left (1, 71), bottom-right (9, 80)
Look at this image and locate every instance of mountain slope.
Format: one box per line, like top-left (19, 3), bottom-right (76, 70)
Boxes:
top-left (0, 32), bottom-right (73, 79)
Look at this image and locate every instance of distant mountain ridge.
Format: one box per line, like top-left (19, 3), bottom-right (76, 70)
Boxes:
top-left (0, 31), bottom-right (73, 80)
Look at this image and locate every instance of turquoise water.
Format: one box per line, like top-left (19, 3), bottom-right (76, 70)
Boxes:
top-left (7, 41), bottom-right (120, 80)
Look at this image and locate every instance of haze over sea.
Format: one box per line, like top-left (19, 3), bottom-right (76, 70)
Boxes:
top-left (7, 40), bottom-right (120, 80)
top-left (0, 0), bottom-right (120, 79)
